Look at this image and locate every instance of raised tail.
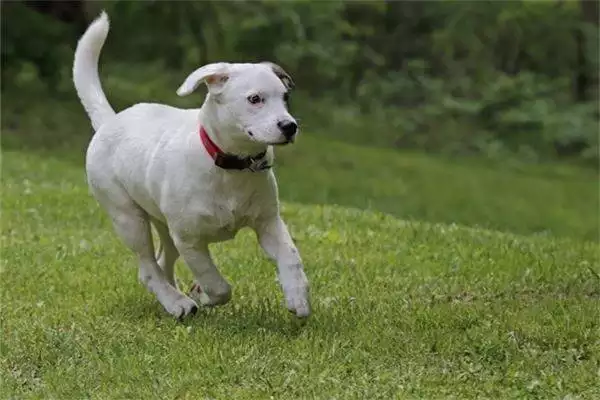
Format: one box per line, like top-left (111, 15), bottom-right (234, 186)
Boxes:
top-left (72, 11), bottom-right (115, 131)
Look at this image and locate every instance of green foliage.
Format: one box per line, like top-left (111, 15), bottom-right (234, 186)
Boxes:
top-left (1, 0), bottom-right (598, 164)
top-left (1, 2), bottom-right (77, 90)
top-left (430, 1), bottom-right (581, 78)
top-left (309, 68), bottom-right (598, 164)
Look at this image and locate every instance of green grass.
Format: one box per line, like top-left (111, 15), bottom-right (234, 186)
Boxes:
top-left (2, 87), bottom-right (600, 398)
top-left (275, 136), bottom-right (599, 241)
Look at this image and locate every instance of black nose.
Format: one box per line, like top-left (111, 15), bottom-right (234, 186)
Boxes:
top-left (277, 120), bottom-right (297, 139)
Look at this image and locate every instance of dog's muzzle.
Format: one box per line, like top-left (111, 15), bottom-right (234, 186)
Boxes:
top-left (278, 120), bottom-right (297, 141)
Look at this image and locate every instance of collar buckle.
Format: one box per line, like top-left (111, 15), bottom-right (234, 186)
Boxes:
top-left (247, 156), bottom-right (271, 172)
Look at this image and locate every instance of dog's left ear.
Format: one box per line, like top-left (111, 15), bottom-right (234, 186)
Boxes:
top-left (262, 62), bottom-right (295, 90)
top-left (176, 62), bottom-right (231, 96)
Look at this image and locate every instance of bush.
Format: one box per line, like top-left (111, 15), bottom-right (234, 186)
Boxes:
top-left (1, 0), bottom-right (598, 166)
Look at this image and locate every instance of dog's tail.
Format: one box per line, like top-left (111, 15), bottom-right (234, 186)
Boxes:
top-left (73, 11), bottom-right (115, 131)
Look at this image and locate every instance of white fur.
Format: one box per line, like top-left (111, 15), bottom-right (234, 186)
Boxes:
top-left (73, 12), bottom-right (310, 319)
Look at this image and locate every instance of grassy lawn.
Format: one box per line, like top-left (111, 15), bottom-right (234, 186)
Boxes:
top-left (2, 92), bottom-right (599, 398)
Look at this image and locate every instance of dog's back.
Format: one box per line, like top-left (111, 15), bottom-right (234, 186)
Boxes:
top-left (86, 103), bottom-right (199, 219)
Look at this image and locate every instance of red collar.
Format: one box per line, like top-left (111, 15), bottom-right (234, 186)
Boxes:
top-left (199, 126), bottom-right (270, 171)
top-left (199, 126), bottom-right (223, 161)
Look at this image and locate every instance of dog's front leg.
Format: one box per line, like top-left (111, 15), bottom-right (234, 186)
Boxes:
top-left (256, 216), bottom-right (310, 318)
top-left (172, 238), bottom-right (232, 307)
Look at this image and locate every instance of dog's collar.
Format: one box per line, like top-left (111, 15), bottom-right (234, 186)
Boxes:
top-left (199, 126), bottom-right (271, 172)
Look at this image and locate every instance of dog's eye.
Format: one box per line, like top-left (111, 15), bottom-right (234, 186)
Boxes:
top-left (247, 94), bottom-right (262, 105)
top-left (283, 93), bottom-right (290, 107)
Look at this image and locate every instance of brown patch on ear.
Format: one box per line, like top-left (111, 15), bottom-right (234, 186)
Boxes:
top-left (206, 75), bottom-right (229, 85)
top-left (262, 62), bottom-right (295, 90)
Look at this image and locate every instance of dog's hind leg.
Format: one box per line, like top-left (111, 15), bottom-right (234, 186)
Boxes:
top-left (152, 218), bottom-right (179, 288)
top-left (104, 198), bottom-right (198, 318)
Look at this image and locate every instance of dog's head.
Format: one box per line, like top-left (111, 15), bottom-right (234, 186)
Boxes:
top-left (177, 62), bottom-right (297, 146)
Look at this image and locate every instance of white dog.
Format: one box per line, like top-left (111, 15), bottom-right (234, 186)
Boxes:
top-left (72, 12), bottom-right (310, 319)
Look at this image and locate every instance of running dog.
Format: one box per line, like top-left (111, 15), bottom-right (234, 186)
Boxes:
top-left (72, 12), bottom-right (310, 319)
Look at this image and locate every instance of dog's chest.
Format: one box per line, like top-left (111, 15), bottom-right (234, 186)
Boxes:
top-left (194, 173), bottom-right (269, 241)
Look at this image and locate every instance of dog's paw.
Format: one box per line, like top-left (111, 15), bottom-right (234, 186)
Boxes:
top-left (163, 294), bottom-right (198, 319)
top-left (283, 283), bottom-right (311, 318)
top-left (189, 281), bottom-right (232, 307)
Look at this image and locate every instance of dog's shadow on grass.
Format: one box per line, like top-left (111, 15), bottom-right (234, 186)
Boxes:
top-left (115, 296), bottom-right (343, 339)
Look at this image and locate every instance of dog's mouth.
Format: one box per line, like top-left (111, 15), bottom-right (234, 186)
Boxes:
top-left (270, 136), bottom-right (295, 146)
top-left (272, 140), bottom-right (292, 146)
top-left (246, 130), bottom-right (294, 146)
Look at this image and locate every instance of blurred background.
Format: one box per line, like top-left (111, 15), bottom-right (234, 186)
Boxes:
top-left (2, 0), bottom-right (599, 240)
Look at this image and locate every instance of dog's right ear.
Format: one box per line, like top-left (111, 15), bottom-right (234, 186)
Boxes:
top-left (261, 62), bottom-right (295, 90)
top-left (176, 63), bottom-right (230, 96)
